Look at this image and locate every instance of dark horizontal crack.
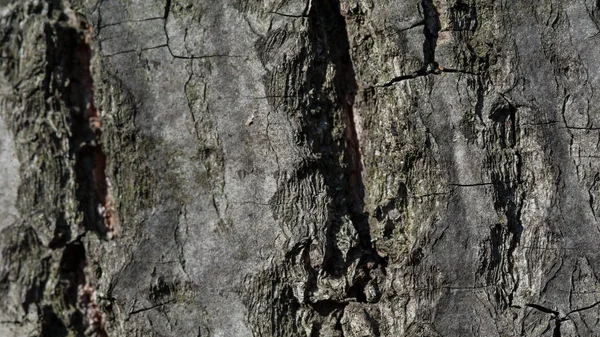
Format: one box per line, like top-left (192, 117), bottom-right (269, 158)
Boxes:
top-left (522, 121), bottom-right (600, 130)
top-left (411, 284), bottom-right (496, 292)
top-left (380, 70), bottom-right (428, 87)
top-left (127, 299), bottom-right (176, 317)
top-left (248, 95), bottom-right (302, 99)
top-left (98, 17), bottom-right (163, 29)
top-left (449, 182), bottom-right (495, 187)
top-left (526, 303), bottom-right (559, 316)
top-left (103, 45), bottom-right (235, 59)
top-left (170, 53), bottom-right (241, 60)
top-left (449, 180), bottom-right (519, 187)
top-left (399, 20), bottom-right (425, 32)
top-left (0, 320), bottom-right (24, 325)
top-left (102, 49), bottom-right (137, 57)
top-left (565, 300), bottom-right (600, 316)
top-left (414, 191), bottom-right (449, 198)
top-left (267, 11), bottom-right (308, 18)
top-left (564, 126), bottom-right (600, 130)
top-left (441, 67), bottom-right (480, 75)
top-left (522, 121), bottom-right (558, 126)
top-left (378, 67), bottom-right (480, 87)
top-left (527, 300), bottom-right (600, 318)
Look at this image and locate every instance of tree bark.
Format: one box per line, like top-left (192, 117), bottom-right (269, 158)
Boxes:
top-left (1, 0), bottom-right (600, 336)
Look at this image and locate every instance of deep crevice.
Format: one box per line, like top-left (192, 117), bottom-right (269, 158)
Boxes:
top-left (164, 0), bottom-right (172, 20)
top-left (422, 0), bottom-right (441, 67)
top-left (313, 0), bottom-right (371, 252)
top-left (55, 241), bottom-right (108, 337)
top-left (306, 0), bottom-right (390, 286)
top-left (54, 13), bottom-right (118, 240)
top-left (40, 305), bottom-right (69, 337)
top-left (44, 10), bottom-right (112, 337)
top-left (304, 0), bottom-right (387, 315)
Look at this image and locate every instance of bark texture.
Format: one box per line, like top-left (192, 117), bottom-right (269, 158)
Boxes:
top-left (2, 0), bottom-right (600, 336)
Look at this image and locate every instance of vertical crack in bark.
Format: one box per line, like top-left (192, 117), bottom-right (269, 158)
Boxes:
top-left (50, 9), bottom-right (115, 337)
top-left (422, 0), bottom-right (441, 69)
top-left (74, 15), bottom-right (113, 336)
top-left (308, 0), bottom-right (385, 313)
top-left (54, 241), bottom-right (108, 337)
top-left (337, 23), bottom-right (364, 218)
top-left (164, 0), bottom-right (172, 20)
top-left (68, 12), bottom-right (119, 239)
top-left (318, 0), bottom-right (368, 246)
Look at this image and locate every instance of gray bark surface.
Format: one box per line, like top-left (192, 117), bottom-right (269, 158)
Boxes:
top-left (1, 0), bottom-right (600, 336)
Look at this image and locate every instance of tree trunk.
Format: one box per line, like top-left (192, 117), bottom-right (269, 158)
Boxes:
top-left (1, 0), bottom-right (600, 336)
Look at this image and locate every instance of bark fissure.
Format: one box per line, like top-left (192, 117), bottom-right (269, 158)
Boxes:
top-left (311, 0), bottom-right (385, 312)
top-left (379, 67), bottom-right (480, 88)
top-left (310, 0), bottom-right (377, 268)
top-left (422, 0), bottom-right (441, 68)
top-left (68, 13), bottom-right (118, 240)
top-left (57, 11), bottom-right (112, 337)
